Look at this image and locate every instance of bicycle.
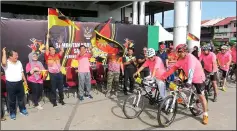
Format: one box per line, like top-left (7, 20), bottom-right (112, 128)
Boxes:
top-left (122, 76), bottom-right (162, 119)
top-left (228, 63), bottom-right (236, 82)
top-left (157, 78), bottom-right (203, 127)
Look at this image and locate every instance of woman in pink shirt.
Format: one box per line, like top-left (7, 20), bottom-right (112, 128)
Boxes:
top-left (200, 45), bottom-right (218, 102)
top-left (229, 44), bottom-right (236, 80)
top-left (26, 53), bottom-right (47, 110)
top-left (133, 48), bottom-right (166, 99)
top-left (216, 45), bottom-right (232, 91)
top-left (161, 44), bottom-right (208, 125)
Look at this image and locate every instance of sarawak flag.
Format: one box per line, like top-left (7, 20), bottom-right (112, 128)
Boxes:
top-left (48, 8), bottom-right (79, 30)
top-left (187, 33), bottom-right (199, 41)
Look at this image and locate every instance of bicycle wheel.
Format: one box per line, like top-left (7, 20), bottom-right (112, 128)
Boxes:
top-left (189, 93), bottom-right (203, 116)
top-left (123, 93), bottom-right (145, 119)
top-left (157, 95), bottom-right (178, 127)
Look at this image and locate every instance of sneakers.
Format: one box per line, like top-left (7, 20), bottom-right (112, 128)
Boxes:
top-left (36, 105), bottom-right (44, 110)
top-left (20, 109), bottom-right (28, 116)
top-left (79, 96), bottom-right (84, 101)
top-left (59, 100), bottom-right (65, 105)
top-left (87, 95), bottom-right (93, 99)
top-left (1, 117), bottom-right (6, 121)
top-left (213, 95), bottom-right (217, 102)
top-left (202, 115), bottom-right (208, 125)
top-left (53, 102), bottom-right (58, 107)
top-left (221, 87), bottom-right (227, 92)
top-left (105, 91), bottom-right (111, 98)
top-left (10, 113), bottom-right (16, 120)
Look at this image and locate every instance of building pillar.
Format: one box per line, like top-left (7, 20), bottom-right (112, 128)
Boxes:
top-left (173, 1), bottom-right (188, 48)
top-left (132, 2), bottom-right (138, 25)
top-left (139, 1), bottom-right (145, 25)
top-left (162, 8), bottom-right (164, 27)
top-left (151, 11), bottom-right (154, 25)
top-left (188, 1), bottom-right (202, 51)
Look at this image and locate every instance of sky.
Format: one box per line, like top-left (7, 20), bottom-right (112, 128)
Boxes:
top-left (147, 1), bottom-right (236, 28)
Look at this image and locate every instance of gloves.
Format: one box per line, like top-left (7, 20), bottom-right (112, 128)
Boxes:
top-left (184, 83), bottom-right (192, 88)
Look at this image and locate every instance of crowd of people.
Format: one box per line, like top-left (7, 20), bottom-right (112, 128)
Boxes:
top-left (1, 40), bottom-right (236, 126)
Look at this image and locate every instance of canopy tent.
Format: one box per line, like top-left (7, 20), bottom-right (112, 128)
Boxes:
top-left (154, 21), bottom-right (173, 42)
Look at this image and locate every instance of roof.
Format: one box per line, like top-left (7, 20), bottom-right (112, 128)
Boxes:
top-left (201, 20), bottom-right (209, 25)
top-left (201, 18), bottom-right (225, 27)
top-left (214, 17), bottom-right (236, 26)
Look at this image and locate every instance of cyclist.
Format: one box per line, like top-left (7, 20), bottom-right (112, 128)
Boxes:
top-left (216, 45), bottom-right (232, 91)
top-left (229, 43), bottom-right (236, 80)
top-left (199, 45), bottom-right (218, 102)
top-left (161, 44), bottom-right (208, 125)
top-left (133, 48), bottom-right (166, 100)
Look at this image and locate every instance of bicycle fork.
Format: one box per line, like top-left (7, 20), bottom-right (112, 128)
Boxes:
top-left (133, 90), bottom-right (142, 107)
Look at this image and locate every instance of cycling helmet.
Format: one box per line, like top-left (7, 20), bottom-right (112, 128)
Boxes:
top-left (176, 44), bottom-right (188, 52)
top-left (221, 45), bottom-right (228, 50)
top-left (146, 48), bottom-right (156, 58)
top-left (202, 45), bottom-right (211, 51)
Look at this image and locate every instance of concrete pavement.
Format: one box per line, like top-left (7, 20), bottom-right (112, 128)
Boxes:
top-left (1, 82), bottom-right (236, 130)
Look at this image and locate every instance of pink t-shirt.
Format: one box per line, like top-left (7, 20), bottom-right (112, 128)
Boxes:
top-left (26, 63), bottom-right (44, 84)
top-left (217, 52), bottom-right (232, 71)
top-left (199, 52), bottom-right (218, 73)
top-left (231, 47), bottom-right (236, 63)
top-left (142, 56), bottom-right (166, 80)
top-left (77, 53), bottom-right (92, 73)
top-left (174, 53), bottom-right (205, 83)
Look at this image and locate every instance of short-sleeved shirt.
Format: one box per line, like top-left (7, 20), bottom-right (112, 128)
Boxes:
top-left (137, 54), bottom-right (149, 72)
top-left (108, 57), bottom-right (122, 72)
top-left (199, 52), bottom-right (218, 73)
top-left (217, 52), bottom-right (232, 71)
top-left (45, 53), bottom-right (62, 73)
top-left (77, 53), bottom-right (92, 73)
top-left (1, 60), bottom-right (23, 82)
top-left (174, 53), bottom-right (205, 84)
top-left (142, 56), bottom-right (166, 80)
top-left (231, 47), bottom-right (236, 63)
top-left (122, 55), bottom-right (136, 69)
top-left (157, 51), bottom-right (168, 67)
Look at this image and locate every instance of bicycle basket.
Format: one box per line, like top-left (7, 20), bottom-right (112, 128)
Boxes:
top-left (169, 82), bottom-right (177, 91)
top-left (135, 77), bottom-right (142, 84)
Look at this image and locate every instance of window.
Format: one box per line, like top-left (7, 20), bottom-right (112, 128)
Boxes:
top-left (234, 23), bottom-right (236, 27)
top-left (216, 26), bottom-right (219, 29)
top-left (224, 25), bottom-right (228, 28)
top-left (234, 33), bottom-right (237, 37)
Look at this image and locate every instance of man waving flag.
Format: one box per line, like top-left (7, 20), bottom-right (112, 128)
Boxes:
top-left (48, 8), bottom-right (79, 30)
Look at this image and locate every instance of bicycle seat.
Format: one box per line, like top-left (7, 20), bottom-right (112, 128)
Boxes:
top-left (142, 77), bottom-right (157, 88)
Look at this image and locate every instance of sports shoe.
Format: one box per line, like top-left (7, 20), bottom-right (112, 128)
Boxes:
top-left (59, 100), bottom-right (65, 105)
top-left (53, 102), bottom-right (58, 107)
top-left (79, 96), bottom-right (84, 101)
top-left (213, 95), bottom-right (217, 102)
top-left (202, 115), bottom-right (208, 125)
top-left (36, 105), bottom-right (44, 110)
top-left (87, 95), bottom-right (93, 99)
top-left (20, 109), bottom-right (28, 116)
top-left (1, 117), bottom-right (6, 121)
top-left (221, 87), bottom-right (227, 92)
top-left (10, 113), bottom-right (16, 120)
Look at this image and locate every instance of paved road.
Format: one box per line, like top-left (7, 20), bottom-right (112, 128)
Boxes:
top-left (1, 82), bottom-right (236, 130)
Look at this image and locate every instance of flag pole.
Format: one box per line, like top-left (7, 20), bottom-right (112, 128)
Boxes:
top-left (46, 8), bottom-right (50, 49)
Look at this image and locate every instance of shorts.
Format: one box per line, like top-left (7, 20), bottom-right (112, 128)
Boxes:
top-left (192, 83), bottom-right (205, 95)
top-left (204, 69), bottom-right (217, 81)
top-left (219, 68), bottom-right (228, 78)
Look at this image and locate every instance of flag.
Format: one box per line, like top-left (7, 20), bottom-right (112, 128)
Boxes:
top-left (187, 33), bottom-right (199, 41)
top-left (94, 17), bottom-right (124, 54)
top-left (148, 25), bottom-right (159, 51)
top-left (48, 8), bottom-right (79, 30)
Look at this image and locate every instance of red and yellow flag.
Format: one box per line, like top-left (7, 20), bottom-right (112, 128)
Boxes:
top-left (187, 33), bottom-right (199, 41)
top-left (48, 8), bottom-right (79, 30)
